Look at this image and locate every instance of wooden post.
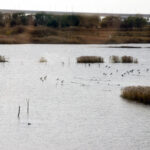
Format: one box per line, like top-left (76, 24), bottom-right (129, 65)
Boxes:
top-left (18, 106), bottom-right (20, 118)
top-left (26, 99), bottom-right (29, 115)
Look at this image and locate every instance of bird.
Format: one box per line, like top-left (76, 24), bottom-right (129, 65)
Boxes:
top-left (40, 77), bottom-right (44, 82)
top-left (62, 62), bottom-right (64, 65)
top-left (44, 76), bottom-right (47, 80)
top-left (28, 123), bottom-right (31, 126)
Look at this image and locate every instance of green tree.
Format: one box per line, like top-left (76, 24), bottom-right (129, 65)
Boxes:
top-left (0, 13), bottom-right (4, 26)
top-left (121, 16), bottom-right (148, 28)
top-left (10, 13), bottom-right (29, 26)
top-left (101, 16), bottom-right (121, 28)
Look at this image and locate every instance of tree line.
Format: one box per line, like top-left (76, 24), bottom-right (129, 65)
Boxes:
top-left (101, 16), bottom-right (148, 29)
top-left (0, 12), bottom-right (100, 28)
top-left (0, 12), bottom-right (149, 29)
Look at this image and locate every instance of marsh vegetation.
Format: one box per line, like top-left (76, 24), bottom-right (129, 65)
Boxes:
top-left (77, 56), bottom-right (104, 63)
top-left (121, 86), bottom-right (150, 104)
top-left (0, 55), bottom-right (8, 62)
top-left (39, 57), bottom-right (47, 63)
top-left (110, 55), bottom-right (138, 63)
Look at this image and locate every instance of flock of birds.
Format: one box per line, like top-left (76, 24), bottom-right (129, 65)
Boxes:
top-left (40, 76), bottom-right (64, 85)
top-left (72, 64), bottom-right (150, 87)
top-left (40, 75), bottom-right (47, 82)
top-left (39, 63), bottom-right (149, 88)
top-left (56, 78), bottom-right (64, 85)
top-left (99, 65), bottom-right (150, 78)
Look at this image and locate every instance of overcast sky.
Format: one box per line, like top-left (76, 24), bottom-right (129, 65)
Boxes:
top-left (1, 0), bottom-right (150, 14)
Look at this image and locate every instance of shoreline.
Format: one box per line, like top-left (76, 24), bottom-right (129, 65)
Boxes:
top-left (0, 26), bottom-right (150, 44)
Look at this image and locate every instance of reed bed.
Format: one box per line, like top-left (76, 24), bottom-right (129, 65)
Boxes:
top-left (121, 56), bottom-right (138, 63)
top-left (0, 55), bottom-right (8, 62)
top-left (110, 55), bottom-right (138, 63)
top-left (77, 56), bottom-right (104, 63)
top-left (39, 57), bottom-right (47, 63)
top-left (109, 56), bottom-right (120, 63)
top-left (121, 86), bottom-right (150, 104)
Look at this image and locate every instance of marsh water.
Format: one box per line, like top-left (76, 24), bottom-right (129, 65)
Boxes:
top-left (0, 44), bottom-right (150, 150)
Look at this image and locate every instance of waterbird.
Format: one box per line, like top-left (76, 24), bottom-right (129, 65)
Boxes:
top-left (44, 76), bottom-right (47, 80)
top-left (61, 62), bottom-right (64, 65)
top-left (61, 80), bottom-right (64, 85)
top-left (40, 77), bottom-right (44, 82)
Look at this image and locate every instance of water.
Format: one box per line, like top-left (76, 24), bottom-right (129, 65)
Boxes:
top-left (0, 44), bottom-right (150, 150)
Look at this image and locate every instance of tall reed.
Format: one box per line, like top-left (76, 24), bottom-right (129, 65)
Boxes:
top-left (77, 56), bottom-right (104, 63)
top-left (121, 86), bottom-right (150, 104)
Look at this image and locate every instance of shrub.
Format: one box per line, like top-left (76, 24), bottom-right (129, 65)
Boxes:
top-left (109, 55), bottom-right (120, 63)
top-left (121, 86), bottom-right (150, 104)
top-left (110, 55), bottom-right (138, 63)
top-left (121, 16), bottom-right (148, 29)
top-left (77, 56), bottom-right (104, 63)
top-left (39, 57), bottom-right (47, 63)
top-left (10, 13), bottom-right (29, 26)
top-left (79, 15), bottom-right (100, 28)
top-left (121, 56), bottom-right (138, 63)
top-left (101, 16), bottom-right (121, 28)
top-left (0, 55), bottom-right (8, 62)
top-left (12, 26), bottom-right (25, 34)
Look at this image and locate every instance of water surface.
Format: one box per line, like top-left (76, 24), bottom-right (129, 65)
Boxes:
top-left (0, 44), bottom-right (150, 150)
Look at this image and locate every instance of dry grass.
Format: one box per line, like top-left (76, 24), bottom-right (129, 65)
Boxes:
top-left (0, 55), bottom-right (8, 62)
top-left (109, 55), bottom-right (120, 63)
top-left (39, 57), bottom-right (47, 63)
top-left (0, 26), bottom-right (150, 44)
top-left (121, 56), bottom-right (138, 63)
top-left (110, 55), bottom-right (138, 63)
top-left (77, 56), bottom-right (104, 63)
top-left (121, 86), bottom-right (150, 104)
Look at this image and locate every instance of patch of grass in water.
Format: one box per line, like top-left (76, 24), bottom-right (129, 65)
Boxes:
top-left (121, 56), bottom-right (138, 63)
top-left (77, 56), bottom-right (104, 63)
top-left (109, 55), bottom-right (120, 63)
top-left (0, 55), bottom-right (8, 62)
top-left (39, 57), bottom-right (47, 63)
top-left (110, 55), bottom-right (138, 63)
top-left (121, 86), bottom-right (150, 104)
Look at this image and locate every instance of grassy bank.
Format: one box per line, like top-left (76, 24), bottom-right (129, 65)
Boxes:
top-left (0, 26), bottom-right (150, 44)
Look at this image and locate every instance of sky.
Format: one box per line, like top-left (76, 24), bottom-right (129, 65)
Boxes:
top-left (0, 0), bottom-right (150, 14)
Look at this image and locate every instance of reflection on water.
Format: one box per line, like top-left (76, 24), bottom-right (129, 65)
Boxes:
top-left (0, 44), bottom-right (150, 150)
